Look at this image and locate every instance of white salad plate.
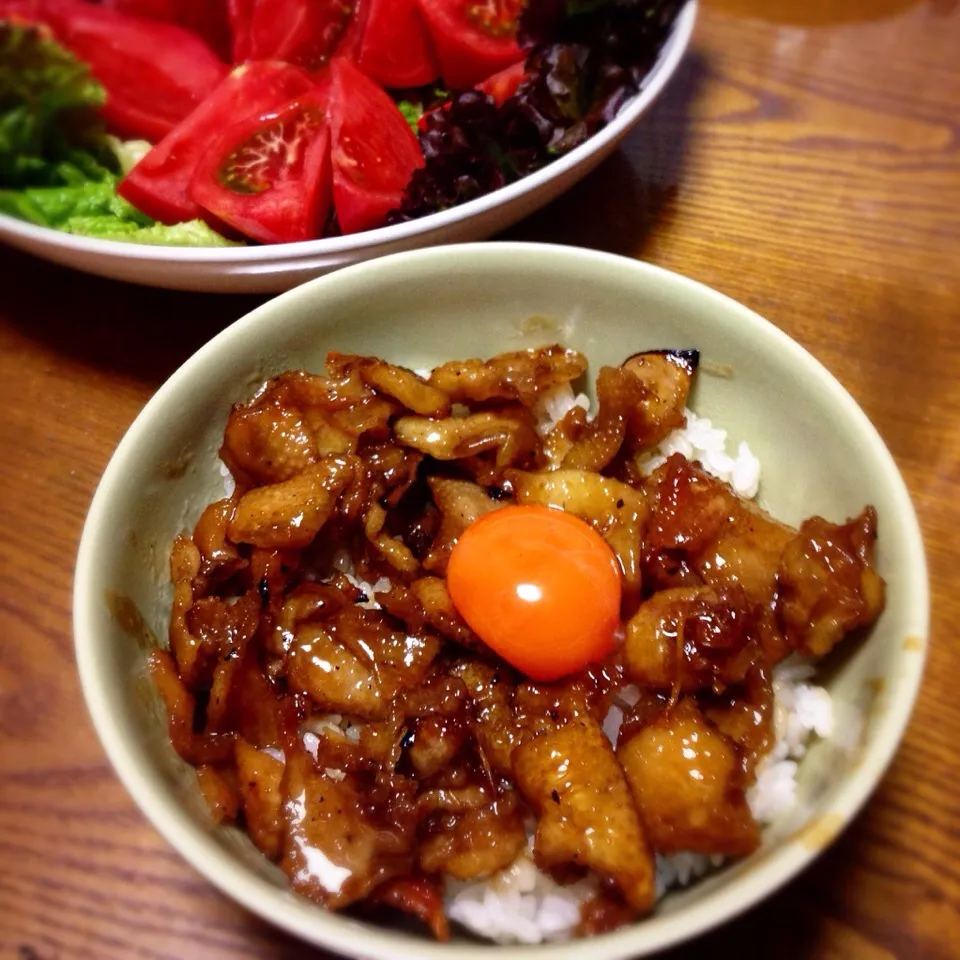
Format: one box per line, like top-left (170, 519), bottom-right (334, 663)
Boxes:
top-left (0, 1), bottom-right (696, 293)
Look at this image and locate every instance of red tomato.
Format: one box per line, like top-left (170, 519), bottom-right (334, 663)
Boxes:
top-left (236, 0), bottom-right (367, 71)
top-left (100, 0), bottom-right (232, 61)
top-left (416, 0), bottom-right (524, 90)
top-left (448, 506), bottom-right (622, 682)
top-left (118, 62), bottom-right (316, 225)
top-left (327, 58), bottom-right (424, 234)
top-left (227, 0), bottom-right (254, 61)
top-left (357, 0), bottom-right (438, 89)
top-left (190, 92), bottom-right (333, 243)
top-left (32, 0), bottom-right (229, 141)
top-left (476, 57), bottom-right (525, 105)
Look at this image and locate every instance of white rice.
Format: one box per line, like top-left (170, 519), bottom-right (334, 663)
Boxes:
top-left (446, 389), bottom-right (835, 945)
top-left (637, 409), bottom-right (761, 500)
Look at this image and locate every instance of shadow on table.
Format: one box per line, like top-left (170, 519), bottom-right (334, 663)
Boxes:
top-left (501, 51), bottom-right (706, 259)
top-left (0, 246), bottom-right (266, 389)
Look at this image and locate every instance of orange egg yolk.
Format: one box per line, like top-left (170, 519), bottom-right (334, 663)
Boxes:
top-left (447, 505), bottom-right (622, 681)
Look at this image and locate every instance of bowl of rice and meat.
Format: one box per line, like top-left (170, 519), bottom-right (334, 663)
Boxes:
top-left (73, 243), bottom-right (928, 957)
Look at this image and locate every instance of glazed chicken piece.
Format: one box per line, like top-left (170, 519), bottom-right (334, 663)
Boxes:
top-left (369, 875), bottom-right (450, 941)
top-left (513, 716), bottom-right (657, 913)
top-left (394, 409), bottom-right (542, 473)
top-left (561, 366), bottom-right (647, 472)
top-left (700, 662), bottom-right (775, 777)
top-left (168, 526), bottom-right (258, 689)
top-left (191, 498), bottom-right (245, 583)
top-left (235, 737), bottom-right (286, 860)
top-left (618, 697), bottom-right (759, 856)
top-left (623, 584), bottom-right (761, 694)
top-left (220, 370), bottom-right (396, 489)
top-left (405, 715), bottom-right (469, 779)
top-left (777, 507), bottom-right (885, 656)
top-left (221, 387), bottom-right (323, 487)
top-left (147, 649), bottom-right (235, 764)
top-left (422, 477), bottom-right (503, 574)
top-left (644, 454), bottom-right (794, 607)
top-left (418, 790), bottom-right (528, 880)
top-left (450, 658), bottom-right (521, 777)
top-left (540, 404), bottom-right (588, 469)
top-left (410, 577), bottom-right (485, 651)
top-left (286, 607), bottom-right (439, 719)
top-left (281, 751), bottom-right (415, 909)
top-left (326, 352), bottom-right (451, 417)
top-left (195, 765), bottom-right (239, 824)
top-left (427, 345), bottom-right (587, 405)
top-left (620, 349), bottom-right (697, 451)
top-left (228, 456), bottom-right (355, 549)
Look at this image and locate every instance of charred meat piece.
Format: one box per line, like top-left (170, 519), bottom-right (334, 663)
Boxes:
top-left (513, 716), bottom-right (656, 913)
top-left (777, 507), bottom-right (885, 656)
top-left (618, 697), bottom-right (759, 856)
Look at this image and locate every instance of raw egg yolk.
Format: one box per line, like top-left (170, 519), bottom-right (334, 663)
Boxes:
top-left (447, 505), bottom-right (622, 682)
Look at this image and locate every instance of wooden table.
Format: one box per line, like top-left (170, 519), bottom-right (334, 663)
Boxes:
top-left (2, 1), bottom-right (958, 957)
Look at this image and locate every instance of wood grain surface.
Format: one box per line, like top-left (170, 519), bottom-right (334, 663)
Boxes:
top-left (2, 1), bottom-right (959, 957)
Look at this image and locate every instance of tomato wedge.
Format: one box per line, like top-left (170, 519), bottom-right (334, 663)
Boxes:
top-left (119, 62), bottom-right (316, 225)
top-left (327, 58), bottom-right (424, 235)
top-left (234, 0), bottom-right (366, 71)
top-left (357, 0), bottom-right (438, 89)
top-left (476, 58), bottom-right (525, 105)
top-left (227, 0), bottom-right (255, 61)
top-left (19, 0), bottom-right (228, 141)
top-left (100, 0), bottom-right (232, 62)
top-left (190, 93), bottom-right (333, 244)
top-left (416, 0), bottom-right (524, 90)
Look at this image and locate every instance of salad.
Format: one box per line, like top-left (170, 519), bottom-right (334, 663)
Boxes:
top-left (0, 0), bottom-right (682, 246)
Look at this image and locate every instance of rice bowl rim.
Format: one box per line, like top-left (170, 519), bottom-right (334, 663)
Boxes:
top-left (73, 242), bottom-right (929, 959)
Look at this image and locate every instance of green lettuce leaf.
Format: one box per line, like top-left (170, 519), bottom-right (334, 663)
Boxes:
top-left (0, 175), bottom-right (240, 245)
top-left (0, 21), bottom-right (118, 187)
top-left (64, 216), bottom-right (242, 246)
top-left (397, 99), bottom-right (424, 135)
top-left (0, 175), bottom-right (150, 227)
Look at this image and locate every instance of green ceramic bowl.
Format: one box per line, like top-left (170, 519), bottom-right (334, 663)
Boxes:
top-left (73, 243), bottom-right (928, 959)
